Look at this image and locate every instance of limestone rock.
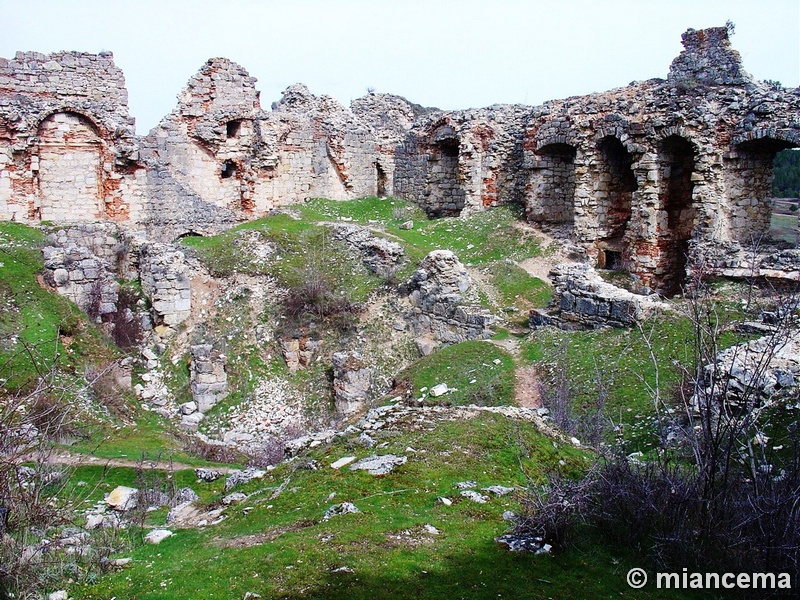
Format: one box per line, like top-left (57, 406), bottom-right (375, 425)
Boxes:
top-left (144, 529), bottom-right (174, 544)
top-left (224, 467), bottom-right (267, 492)
top-left (332, 351), bottom-right (372, 415)
top-left (106, 486), bottom-right (138, 512)
top-left (323, 502), bottom-right (360, 521)
top-left (348, 454), bottom-right (407, 475)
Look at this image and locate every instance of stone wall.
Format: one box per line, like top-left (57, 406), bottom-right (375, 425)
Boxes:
top-left (2, 28), bottom-right (800, 293)
top-left (138, 243), bottom-right (192, 327)
top-left (533, 263), bottom-right (669, 330)
top-left (0, 51), bottom-right (143, 223)
top-left (404, 250), bottom-right (497, 349)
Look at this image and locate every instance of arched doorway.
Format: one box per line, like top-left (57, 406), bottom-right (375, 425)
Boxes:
top-left (425, 125), bottom-right (465, 217)
top-left (37, 112), bottom-right (104, 221)
top-left (658, 135), bottom-right (696, 295)
top-left (596, 136), bottom-right (637, 269)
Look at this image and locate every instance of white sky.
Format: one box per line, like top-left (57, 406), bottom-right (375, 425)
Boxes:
top-left (4, 0), bottom-right (799, 134)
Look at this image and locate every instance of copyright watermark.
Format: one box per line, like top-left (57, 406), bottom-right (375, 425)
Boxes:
top-left (627, 568), bottom-right (647, 588)
top-left (626, 568), bottom-right (791, 590)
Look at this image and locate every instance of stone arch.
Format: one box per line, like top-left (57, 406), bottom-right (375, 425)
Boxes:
top-left (725, 131), bottom-right (799, 244)
top-left (595, 135), bottom-right (638, 270)
top-left (423, 121), bottom-right (465, 217)
top-left (36, 111), bottom-right (105, 222)
top-left (657, 134), bottom-right (697, 294)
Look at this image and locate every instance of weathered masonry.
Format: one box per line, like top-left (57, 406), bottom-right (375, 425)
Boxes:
top-left (2, 27), bottom-right (799, 292)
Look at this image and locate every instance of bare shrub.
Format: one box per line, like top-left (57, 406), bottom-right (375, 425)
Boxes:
top-left (537, 342), bottom-right (608, 448)
top-left (109, 286), bottom-right (144, 350)
top-left (180, 435), bottom-right (248, 465)
top-left (515, 278), bottom-right (800, 587)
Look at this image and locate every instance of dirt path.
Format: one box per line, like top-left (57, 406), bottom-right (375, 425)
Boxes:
top-left (22, 451), bottom-right (236, 473)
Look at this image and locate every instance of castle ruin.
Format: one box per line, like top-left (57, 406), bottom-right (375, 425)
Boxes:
top-left (2, 27), bottom-right (799, 294)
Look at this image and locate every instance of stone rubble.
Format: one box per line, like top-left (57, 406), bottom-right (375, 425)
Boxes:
top-left (404, 250), bottom-right (497, 346)
top-left (348, 454), bottom-right (407, 476)
top-left (534, 263), bottom-right (671, 329)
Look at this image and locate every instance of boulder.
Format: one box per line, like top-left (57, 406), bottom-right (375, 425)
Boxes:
top-left (349, 454), bottom-right (407, 475)
top-left (106, 486), bottom-right (138, 511)
top-left (144, 529), bottom-right (174, 544)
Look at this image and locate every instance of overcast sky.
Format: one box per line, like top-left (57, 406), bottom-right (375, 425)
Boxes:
top-left (4, 0), bottom-right (799, 134)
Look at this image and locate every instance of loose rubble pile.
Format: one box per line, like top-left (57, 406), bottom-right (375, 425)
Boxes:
top-left (694, 329), bottom-right (800, 409)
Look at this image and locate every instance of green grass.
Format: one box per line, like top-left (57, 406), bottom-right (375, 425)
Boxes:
top-left (521, 306), bottom-right (750, 451)
top-left (69, 413), bottom-right (711, 599)
top-left (490, 261), bottom-right (552, 313)
top-left (299, 197), bottom-right (543, 270)
top-left (395, 341), bottom-right (516, 406)
top-left (0, 222), bottom-right (117, 390)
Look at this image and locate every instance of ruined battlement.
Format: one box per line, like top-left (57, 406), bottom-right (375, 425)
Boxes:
top-left (1, 28), bottom-right (799, 292)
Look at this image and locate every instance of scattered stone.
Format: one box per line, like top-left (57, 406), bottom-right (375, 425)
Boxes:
top-left (144, 529), bottom-right (174, 544)
top-left (106, 486), bottom-right (138, 511)
top-left (323, 502), bottom-right (360, 521)
top-left (331, 566), bottom-right (354, 573)
top-left (415, 337), bottom-right (438, 356)
top-left (243, 593), bottom-right (262, 600)
top-left (349, 454), bottom-right (407, 475)
top-left (423, 524), bottom-right (440, 535)
top-left (223, 492), bottom-right (247, 505)
top-left (437, 497), bottom-right (453, 506)
top-left (48, 591), bottom-right (68, 600)
top-left (483, 485), bottom-right (515, 497)
top-left (195, 468), bottom-right (224, 482)
top-left (179, 401), bottom-right (198, 415)
top-left (357, 432), bottom-right (375, 448)
top-left (429, 383), bottom-right (449, 397)
top-left (502, 511), bottom-right (517, 522)
top-left (495, 532), bottom-right (545, 553)
top-left (107, 557), bottom-right (133, 568)
top-left (454, 481), bottom-right (477, 490)
top-left (460, 490), bottom-right (489, 504)
top-left (174, 487), bottom-right (199, 504)
top-left (330, 456), bottom-right (357, 469)
top-left (225, 468), bottom-right (267, 491)
top-left (399, 220), bottom-right (414, 230)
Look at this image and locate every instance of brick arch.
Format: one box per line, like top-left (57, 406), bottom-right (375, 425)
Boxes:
top-left (732, 128), bottom-right (800, 149)
top-left (654, 126), bottom-right (700, 150)
top-left (35, 111), bottom-right (106, 222)
top-left (36, 108), bottom-right (107, 139)
top-left (593, 125), bottom-right (644, 156)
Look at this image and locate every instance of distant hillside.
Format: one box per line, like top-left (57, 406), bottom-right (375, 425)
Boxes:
top-left (773, 148), bottom-right (800, 198)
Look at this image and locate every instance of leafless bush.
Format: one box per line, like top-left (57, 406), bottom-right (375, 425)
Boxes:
top-left (180, 436), bottom-right (248, 465)
top-left (537, 342), bottom-right (609, 448)
top-left (109, 286), bottom-right (144, 350)
top-left (516, 278), bottom-right (800, 587)
top-left (244, 436), bottom-right (286, 468)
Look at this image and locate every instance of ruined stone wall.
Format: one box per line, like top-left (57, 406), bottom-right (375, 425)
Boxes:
top-left (394, 106), bottom-right (528, 217)
top-left (2, 28), bottom-right (799, 293)
top-left (0, 51), bottom-right (143, 222)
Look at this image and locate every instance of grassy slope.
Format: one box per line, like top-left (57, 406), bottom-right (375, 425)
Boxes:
top-left (0, 222), bottom-right (115, 390)
top-left (70, 412), bottom-right (705, 600)
top-left (5, 200), bottom-right (737, 599)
